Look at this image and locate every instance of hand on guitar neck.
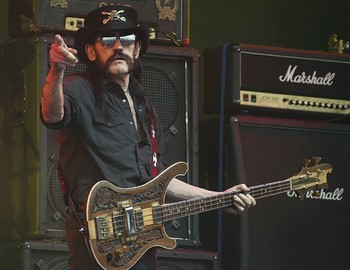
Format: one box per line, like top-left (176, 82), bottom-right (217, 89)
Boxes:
top-left (166, 177), bottom-right (256, 215)
top-left (222, 184), bottom-right (256, 214)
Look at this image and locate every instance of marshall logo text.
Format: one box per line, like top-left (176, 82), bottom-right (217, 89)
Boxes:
top-left (287, 188), bottom-right (344, 201)
top-left (279, 65), bottom-right (335, 86)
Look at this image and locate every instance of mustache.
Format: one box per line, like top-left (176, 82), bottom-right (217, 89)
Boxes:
top-left (103, 49), bottom-right (135, 75)
top-left (109, 50), bottom-right (132, 62)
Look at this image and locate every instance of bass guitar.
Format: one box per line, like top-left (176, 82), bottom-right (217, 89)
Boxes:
top-left (85, 157), bottom-right (332, 270)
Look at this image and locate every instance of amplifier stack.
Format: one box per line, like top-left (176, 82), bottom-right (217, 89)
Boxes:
top-left (9, 0), bottom-right (190, 46)
top-left (201, 43), bottom-right (350, 270)
top-left (204, 43), bottom-right (350, 121)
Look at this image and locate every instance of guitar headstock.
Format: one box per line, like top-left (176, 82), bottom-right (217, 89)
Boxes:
top-left (290, 157), bottom-right (332, 199)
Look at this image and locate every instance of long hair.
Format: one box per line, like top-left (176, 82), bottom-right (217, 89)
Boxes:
top-left (132, 58), bottom-right (143, 80)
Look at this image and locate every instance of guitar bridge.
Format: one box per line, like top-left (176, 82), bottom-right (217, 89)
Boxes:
top-left (95, 214), bottom-right (113, 240)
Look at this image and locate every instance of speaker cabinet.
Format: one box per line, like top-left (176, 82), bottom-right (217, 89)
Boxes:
top-left (38, 40), bottom-right (200, 246)
top-left (19, 241), bottom-right (217, 270)
top-left (140, 46), bottom-right (200, 246)
top-left (200, 114), bottom-right (350, 270)
top-left (9, 0), bottom-right (189, 46)
top-left (158, 249), bottom-right (218, 270)
top-left (21, 241), bottom-right (69, 270)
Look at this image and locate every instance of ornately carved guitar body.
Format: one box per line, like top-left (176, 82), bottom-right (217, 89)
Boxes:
top-left (85, 158), bottom-right (332, 270)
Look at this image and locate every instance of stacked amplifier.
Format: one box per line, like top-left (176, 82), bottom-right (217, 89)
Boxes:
top-left (16, 0), bottom-right (190, 46)
top-left (204, 43), bottom-right (350, 120)
top-left (202, 43), bottom-right (350, 270)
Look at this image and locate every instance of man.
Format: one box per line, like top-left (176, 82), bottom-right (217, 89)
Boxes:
top-left (41, 4), bottom-right (256, 270)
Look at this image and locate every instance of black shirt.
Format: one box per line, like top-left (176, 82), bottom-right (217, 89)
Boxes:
top-left (41, 71), bottom-right (165, 204)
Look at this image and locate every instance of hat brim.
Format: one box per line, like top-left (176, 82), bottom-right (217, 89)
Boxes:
top-left (74, 23), bottom-right (149, 64)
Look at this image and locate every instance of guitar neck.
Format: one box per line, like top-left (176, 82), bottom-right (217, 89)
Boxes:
top-left (162, 179), bottom-right (291, 222)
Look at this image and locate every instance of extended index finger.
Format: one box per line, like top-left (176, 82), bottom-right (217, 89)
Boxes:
top-left (54, 34), bottom-right (78, 62)
top-left (55, 34), bottom-right (64, 46)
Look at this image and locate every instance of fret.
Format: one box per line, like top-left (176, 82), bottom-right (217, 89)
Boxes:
top-left (249, 179), bottom-right (291, 199)
top-left (161, 192), bottom-right (236, 221)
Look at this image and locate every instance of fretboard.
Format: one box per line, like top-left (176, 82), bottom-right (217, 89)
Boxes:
top-left (161, 179), bottom-right (291, 222)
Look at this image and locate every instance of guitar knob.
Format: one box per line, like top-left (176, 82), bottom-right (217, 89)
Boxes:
top-left (114, 249), bottom-right (122, 260)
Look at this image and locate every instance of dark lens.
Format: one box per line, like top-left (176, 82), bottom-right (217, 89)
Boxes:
top-left (99, 35), bottom-right (117, 47)
top-left (119, 33), bottom-right (136, 45)
top-left (98, 33), bottom-right (136, 47)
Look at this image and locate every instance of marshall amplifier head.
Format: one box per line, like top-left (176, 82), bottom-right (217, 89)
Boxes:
top-left (204, 43), bottom-right (350, 120)
top-left (10, 0), bottom-right (190, 46)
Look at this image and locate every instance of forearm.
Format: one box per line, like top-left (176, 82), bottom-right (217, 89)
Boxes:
top-left (166, 177), bottom-right (216, 202)
top-left (41, 34), bottom-right (78, 124)
top-left (41, 64), bottom-right (65, 123)
top-left (166, 177), bottom-right (256, 215)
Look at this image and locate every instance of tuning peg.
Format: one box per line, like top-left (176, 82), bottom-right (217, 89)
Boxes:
top-left (304, 159), bottom-right (311, 167)
top-left (312, 190), bottom-right (320, 198)
top-left (312, 157), bottom-right (322, 165)
top-left (299, 193), bottom-right (306, 201)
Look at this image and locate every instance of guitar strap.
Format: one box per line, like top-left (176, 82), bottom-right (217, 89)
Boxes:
top-left (57, 165), bottom-right (88, 236)
top-left (146, 102), bottom-right (158, 177)
top-left (57, 165), bottom-right (86, 228)
top-left (57, 166), bottom-right (69, 207)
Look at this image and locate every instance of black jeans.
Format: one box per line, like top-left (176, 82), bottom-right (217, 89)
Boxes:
top-left (65, 212), bottom-right (157, 270)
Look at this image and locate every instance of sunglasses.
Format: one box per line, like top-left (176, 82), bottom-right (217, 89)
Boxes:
top-left (97, 32), bottom-right (137, 47)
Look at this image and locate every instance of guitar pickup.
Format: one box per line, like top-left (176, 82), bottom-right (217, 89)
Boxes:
top-left (134, 207), bottom-right (144, 229)
top-left (152, 203), bottom-right (162, 225)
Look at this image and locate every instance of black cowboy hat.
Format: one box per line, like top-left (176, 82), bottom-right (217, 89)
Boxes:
top-left (74, 4), bottom-right (149, 64)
